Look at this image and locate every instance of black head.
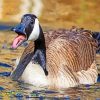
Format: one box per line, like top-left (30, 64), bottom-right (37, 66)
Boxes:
top-left (11, 14), bottom-right (40, 49)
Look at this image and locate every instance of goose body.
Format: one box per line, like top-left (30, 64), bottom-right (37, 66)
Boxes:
top-left (11, 14), bottom-right (98, 89)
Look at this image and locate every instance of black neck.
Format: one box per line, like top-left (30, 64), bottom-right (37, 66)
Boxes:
top-left (33, 25), bottom-right (48, 75)
top-left (34, 25), bottom-right (46, 56)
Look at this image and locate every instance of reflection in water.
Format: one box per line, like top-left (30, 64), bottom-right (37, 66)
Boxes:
top-left (0, 0), bottom-right (100, 99)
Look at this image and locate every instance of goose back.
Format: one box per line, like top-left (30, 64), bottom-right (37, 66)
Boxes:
top-left (45, 28), bottom-right (97, 70)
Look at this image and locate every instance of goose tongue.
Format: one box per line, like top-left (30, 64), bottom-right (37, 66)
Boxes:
top-left (12, 35), bottom-right (26, 49)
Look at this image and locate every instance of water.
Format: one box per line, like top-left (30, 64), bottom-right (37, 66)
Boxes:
top-left (0, 0), bottom-right (100, 99)
top-left (0, 26), bottom-right (100, 100)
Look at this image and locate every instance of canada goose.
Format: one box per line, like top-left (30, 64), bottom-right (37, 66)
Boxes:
top-left (11, 14), bottom-right (98, 89)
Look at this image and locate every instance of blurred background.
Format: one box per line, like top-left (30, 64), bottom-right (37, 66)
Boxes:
top-left (0, 0), bottom-right (100, 99)
top-left (0, 0), bottom-right (100, 30)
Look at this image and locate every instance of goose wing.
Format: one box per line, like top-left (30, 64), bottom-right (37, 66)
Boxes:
top-left (46, 28), bottom-right (97, 73)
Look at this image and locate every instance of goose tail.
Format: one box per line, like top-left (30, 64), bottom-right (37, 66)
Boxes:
top-left (92, 32), bottom-right (100, 53)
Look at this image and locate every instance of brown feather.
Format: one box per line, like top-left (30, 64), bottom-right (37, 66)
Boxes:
top-left (19, 27), bottom-right (98, 89)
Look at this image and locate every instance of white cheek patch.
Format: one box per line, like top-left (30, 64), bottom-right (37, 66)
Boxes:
top-left (28, 18), bottom-right (40, 41)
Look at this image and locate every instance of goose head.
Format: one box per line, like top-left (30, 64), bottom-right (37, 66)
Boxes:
top-left (11, 14), bottom-right (40, 49)
top-left (11, 14), bottom-right (48, 81)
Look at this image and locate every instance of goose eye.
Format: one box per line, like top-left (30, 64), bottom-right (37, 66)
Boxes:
top-left (31, 21), bottom-right (33, 24)
top-left (30, 20), bottom-right (34, 24)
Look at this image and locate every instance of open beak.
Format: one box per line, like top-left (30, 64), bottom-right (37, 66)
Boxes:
top-left (11, 24), bottom-right (27, 49)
